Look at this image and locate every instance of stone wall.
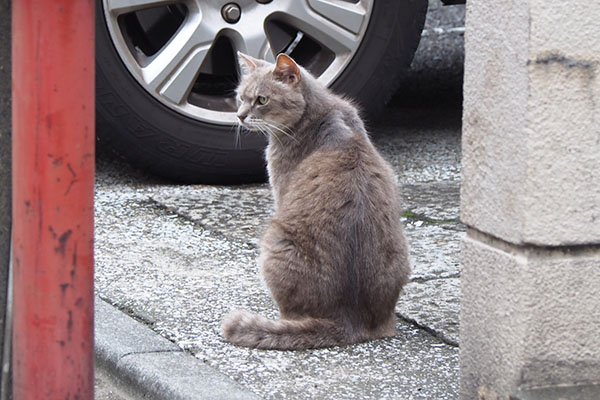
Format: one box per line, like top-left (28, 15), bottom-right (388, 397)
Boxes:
top-left (460, 0), bottom-right (600, 397)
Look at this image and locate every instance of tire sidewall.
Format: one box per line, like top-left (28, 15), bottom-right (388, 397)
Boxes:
top-left (332, 0), bottom-right (427, 117)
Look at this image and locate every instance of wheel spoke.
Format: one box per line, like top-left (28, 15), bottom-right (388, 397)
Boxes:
top-left (281, 0), bottom-right (367, 53)
top-left (102, 0), bottom-right (375, 123)
top-left (157, 46), bottom-right (209, 104)
top-left (232, 33), bottom-right (276, 63)
top-left (307, 0), bottom-right (368, 34)
top-left (142, 15), bottom-right (215, 104)
top-left (105, 0), bottom-right (178, 16)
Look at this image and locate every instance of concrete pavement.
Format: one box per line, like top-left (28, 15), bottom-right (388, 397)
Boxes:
top-left (94, 114), bottom-right (462, 399)
top-left (94, 107), bottom-right (464, 399)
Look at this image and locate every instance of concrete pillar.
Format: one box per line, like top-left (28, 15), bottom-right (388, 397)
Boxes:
top-left (460, 0), bottom-right (600, 398)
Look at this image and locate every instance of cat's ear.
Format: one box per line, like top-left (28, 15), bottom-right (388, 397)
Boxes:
top-left (273, 54), bottom-right (301, 86)
top-left (237, 51), bottom-right (262, 75)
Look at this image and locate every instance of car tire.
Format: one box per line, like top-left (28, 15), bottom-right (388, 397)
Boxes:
top-left (96, 0), bottom-right (427, 183)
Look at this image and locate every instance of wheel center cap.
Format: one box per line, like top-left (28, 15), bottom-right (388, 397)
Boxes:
top-left (221, 3), bottom-right (241, 24)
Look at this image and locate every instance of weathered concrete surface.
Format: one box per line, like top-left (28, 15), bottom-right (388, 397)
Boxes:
top-left (512, 384), bottom-right (600, 400)
top-left (460, 0), bottom-right (600, 398)
top-left (151, 181), bottom-right (463, 348)
top-left (95, 369), bottom-right (134, 400)
top-left (94, 113), bottom-right (463, 398)
top-left (96, 298), bottom-right (259, 400)
top-left (96, 368), bottom-right (136, 400)
top-left (461, 232), bottom-right (600, 397)
top-left (461, 0), bottom-right (600, 246)
top-left (398, 278), bottom-right (460, 346)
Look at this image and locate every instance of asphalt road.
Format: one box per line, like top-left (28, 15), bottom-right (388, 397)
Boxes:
top-left (94, 2), bottom-right (466, 399)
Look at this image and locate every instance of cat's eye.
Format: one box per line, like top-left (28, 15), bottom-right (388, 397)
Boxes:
top-left (257, 96), bottom-right (269, 105)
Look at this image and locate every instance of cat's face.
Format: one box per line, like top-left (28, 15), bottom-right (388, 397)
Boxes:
top-left (236, 53), bottom-right (306, 135)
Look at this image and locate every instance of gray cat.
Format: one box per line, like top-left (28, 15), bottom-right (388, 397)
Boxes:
top-left (221, 52), bottom-right (410, 350)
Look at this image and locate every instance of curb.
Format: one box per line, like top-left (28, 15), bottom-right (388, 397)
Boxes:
top-left (95, 297), bottom-right (261, 400)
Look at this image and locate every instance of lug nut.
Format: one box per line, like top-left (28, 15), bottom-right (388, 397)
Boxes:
top-left (222, 3), bottom-right (241, 24)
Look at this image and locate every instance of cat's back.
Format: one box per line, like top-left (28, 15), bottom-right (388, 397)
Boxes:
top-left (268, 122), bottom-right (409, 321)
top-left (263, 110), bottom-right (409, 334)
top-left (268, 105), bottom-right (405, 256)
top-left (272, 122), bottom-right (405, 270)
top-left (282, 125), bottom-right (399, 221)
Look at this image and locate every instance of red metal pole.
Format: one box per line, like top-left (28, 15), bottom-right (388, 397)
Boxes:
top-left (11, 1), bottom-right (95, 399)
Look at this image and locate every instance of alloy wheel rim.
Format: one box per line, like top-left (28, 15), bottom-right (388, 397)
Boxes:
top-left (102, 0), bottom-right (374, 125)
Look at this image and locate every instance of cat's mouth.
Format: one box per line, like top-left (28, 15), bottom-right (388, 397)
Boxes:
top-left (239, 118), bottom-right (274, 134)
top-left (238, 119), bottom-right (263, 132)
top-left (237, 118), bottom-right (296, 142)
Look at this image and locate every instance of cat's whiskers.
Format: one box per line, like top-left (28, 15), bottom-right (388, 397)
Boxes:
top-left (248, 118), bottom-right (297, 145)
top-left (259, 123), bottom-right (284, 147)
top-left (246, 118), bottom-right (276, 144)
top-left (245, 118), bottom-right (272, 143)
top-left (241, 117), bottom-right (297, 148)
top-left (262, 121), bottom-right (298, 144)
top-left (233, 122), bottom-right (242, 149)
top-left (263, 119), bottom-right (293, 134)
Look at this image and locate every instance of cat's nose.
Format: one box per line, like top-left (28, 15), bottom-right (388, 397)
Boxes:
top-left (237, 114), bottom-right (247, 122)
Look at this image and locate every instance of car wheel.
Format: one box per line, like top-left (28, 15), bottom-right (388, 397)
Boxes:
top-left (96, 0), bottom-right (427, 183)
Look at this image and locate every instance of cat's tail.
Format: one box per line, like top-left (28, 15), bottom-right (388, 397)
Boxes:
top-left (222, 310), bottom-right (346, 350)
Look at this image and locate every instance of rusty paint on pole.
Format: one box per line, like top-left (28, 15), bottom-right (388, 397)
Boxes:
top-left (11, 1), bottom-right (95, 399)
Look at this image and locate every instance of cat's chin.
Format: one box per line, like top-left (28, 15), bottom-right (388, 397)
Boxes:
top-left (239, 124), bottom-right (262, 132)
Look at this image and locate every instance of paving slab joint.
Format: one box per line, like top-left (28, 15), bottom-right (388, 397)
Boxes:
top-left (410, 273), bottom-right (461, 283)
top-left (402, 210), bottom-right (462, 226)
top-left (396, 312), bottom-right (459, 347)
